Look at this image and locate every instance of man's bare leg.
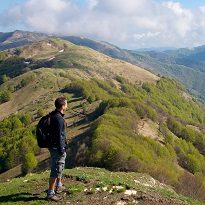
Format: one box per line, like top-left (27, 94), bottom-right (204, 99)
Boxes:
top-left (49, 177), bottom-right (57, 190)
top-left (56, 177), bottom-right (61, 185)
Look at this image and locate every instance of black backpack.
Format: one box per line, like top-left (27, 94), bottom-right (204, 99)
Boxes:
top-left (36, 113), bottom-right (52, 148)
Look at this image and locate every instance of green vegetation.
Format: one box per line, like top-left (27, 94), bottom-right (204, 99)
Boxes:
top-left (22, 152), bottom-right (37, 174)
top-left (89, 107), bottom-right (180, 185)
top-left (1, 74), bottom-right (10, 83)
top-left (0, 52), bottom-right (7, 61)
top-left (63, 77), bottom-right (205, 202)
top-left (0, 167), bottom-right (204, 205)
top-left (0, 90), bottom-right (11, 103)
top-left (64, 79), bottom-right (122, 103)
top-left (0, 114), bottom-right (38, 173)
top-left (0, 57), bottom-right (25, 82)
top-left (36, 109), bottom-right (44, 118)
top-left (0, 38), bottom-right (205, 203)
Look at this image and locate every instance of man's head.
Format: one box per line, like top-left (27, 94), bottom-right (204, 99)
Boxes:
top-left (55, 97), bottom-right (68, 112)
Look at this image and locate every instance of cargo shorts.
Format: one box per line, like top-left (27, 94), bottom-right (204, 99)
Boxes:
top-left (48, 148), bottom-right (67, 178)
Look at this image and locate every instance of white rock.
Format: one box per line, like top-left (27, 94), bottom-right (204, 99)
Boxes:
top-left (143, 183), bottom-right (152, 187)
top-left (134, 179), bottom-right (140, 184)
top-left (96, 188), bottom-right (101, 192)
top-left (102, 187), bottom-right (108, 191)
top-left (116, 201), bottom-right (126, 205)
top-left (24, 61), bottom-right (30, 65)
top-left (113, 186), bottom-right (124, 190)
top-left (124, 190), bottom-right (137, 196)
top-left (23, 180), bottom-right (28, 183)
top-left (109, 189), bottom-right (113, 194)
top-left (48, 57), bottom-right (55, 61)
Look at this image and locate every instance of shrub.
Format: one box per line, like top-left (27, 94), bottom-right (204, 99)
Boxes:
top-left (142, 82), bottom-right (151, 93)
top-left (1, 74), bottom-right (10, 83)
top-left (0, 90), bottom-right (11, 103)
top-left (0, 114), bottom-right (38, 173)
top-left (37, 109), bottom-right (45, 118)
top-left (176, 171), bottom-right (205, 201)
top-left (166, 117), bottom-right (183, 137)
top-left (20, 114), bottom-right (32, 126)
top-left (22, 152), bottom-right (37, 174)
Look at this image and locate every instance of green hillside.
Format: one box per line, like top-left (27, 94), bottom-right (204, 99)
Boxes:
top-left (0, 38), bottom-right (205, 203)
top-left (1, 30), bottom-right (205, 102)
top-left (0, 167), bottom-right (204, 205)
top-left (62, 35), bottom-right (205, 103)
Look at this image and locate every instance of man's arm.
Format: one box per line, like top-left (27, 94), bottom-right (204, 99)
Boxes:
top-left (53, 117), bottom-right (65, 155)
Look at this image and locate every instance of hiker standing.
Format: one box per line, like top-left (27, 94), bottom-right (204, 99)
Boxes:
top-left (47, 97), bottom-right (68, 201)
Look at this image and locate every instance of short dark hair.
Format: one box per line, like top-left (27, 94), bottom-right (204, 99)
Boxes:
top-left (55, 97), bottom-right (67, 109)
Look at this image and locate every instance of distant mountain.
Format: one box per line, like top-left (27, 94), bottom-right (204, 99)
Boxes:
top-left (1, 30), bottom-right (205, 102)
top-left (156, 46), bottom-right (205, 73)
top-left (62, 36), bottom-right (126, 59)
top-left (134, 47), bottom-right (177, 52)
top-left (0, 30), bottom-right (48, 50)
top-left (133, 48), bottom-right (205, 101)
top-left (62, 35), bottom-right (205, 102)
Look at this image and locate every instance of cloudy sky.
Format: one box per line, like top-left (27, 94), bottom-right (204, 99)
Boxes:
top-left (1, 0), bottom-right (205, 49)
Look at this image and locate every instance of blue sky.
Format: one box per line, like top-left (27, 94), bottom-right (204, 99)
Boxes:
top-left (0, 0), bottom-right (25, 12)
top-left (1, 0), bottom-right (204, 11)
top-left (1, 0), bottom-right (205, 48)
top-left (159, 0), bottom-right (205, 8)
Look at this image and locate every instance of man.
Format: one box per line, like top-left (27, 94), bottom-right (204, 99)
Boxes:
top-left (47, 97), bottom-right (68, 201)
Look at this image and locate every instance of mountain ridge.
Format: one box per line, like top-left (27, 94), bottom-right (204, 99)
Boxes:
top-left (0, 33), bottom-right (205, 204)
top-left (1, 30), bottom-right (205, 102)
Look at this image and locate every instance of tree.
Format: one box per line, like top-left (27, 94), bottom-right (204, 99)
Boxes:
top-left (0, 91), bottom-right (11, 103)
top-left (20, 114), bottom-right (32, 126)
top-left (11, 117), bottom-right (23, 129)
top-left (37, 109), bottom-right (45, 118)
top-left (1, 74), bottom-right (10, 83)
top-left (22, 152), bottom-right (37, 174)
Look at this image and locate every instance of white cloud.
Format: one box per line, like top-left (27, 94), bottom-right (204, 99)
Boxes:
top-left (1, 0), bottom-right (205, 48)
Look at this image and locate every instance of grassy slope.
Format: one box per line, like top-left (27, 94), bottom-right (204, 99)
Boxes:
top-left (0, 167), bottom-right (204, 205)
top-left (0, 68), bottom-right (71, 120)
top-left (19, 38), bottom-right (159, 83)
top-left (0, 37), bottom-right (160, 120)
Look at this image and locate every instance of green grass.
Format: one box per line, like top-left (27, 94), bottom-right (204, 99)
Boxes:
top-left (0, 167), bottom-right (204, 205)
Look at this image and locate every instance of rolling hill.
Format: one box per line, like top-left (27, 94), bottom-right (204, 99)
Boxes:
top-left (0, 30), bottom-right (48, 51)
top-left (62, 35), bottom-right (205, 102)
top-left (0, 37), bottom-right (205, 204)
top-left (1, 30), bottom-right (205, 102)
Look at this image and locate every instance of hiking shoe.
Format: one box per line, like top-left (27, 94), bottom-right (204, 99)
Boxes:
top-left (47, 194), bottom-right (61, 201)
top-left (55, 185), bottom-right (66, 194)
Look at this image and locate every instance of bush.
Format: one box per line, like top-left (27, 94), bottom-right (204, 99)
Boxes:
top-left (142, 82), bottom-right (151, 93)
top-left (1, 74), bottom-right (10, 83)
top-left (20, 114), bottom-right (32, 126)
top-left (0, 114), bottom-right (38, 173)
top-left (166, 117), bottom-right (183, 137)
top-left (0, 52), bottom-right (7, 61)
top-left (37, 109), bottom-right (45, 118)
top-left (176, 171), bottom-right (205, 201)
top-left (22, 152), bottom-right (37, 174)
top-left (0, 90), bottom-right (11, 103)
top-left (187, 154), bottom-right (203, 174)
